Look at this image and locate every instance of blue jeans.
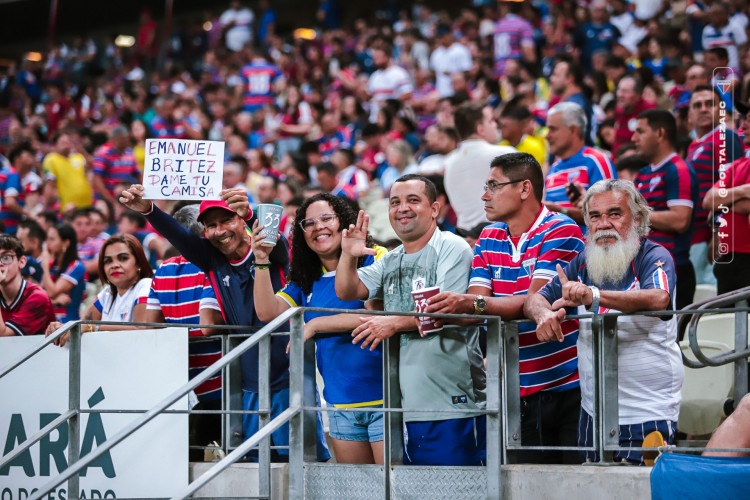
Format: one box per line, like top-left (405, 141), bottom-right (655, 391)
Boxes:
top-left (327, 404), bottom-right (384, 442)
top-left (242, 388), bottom-right (331, 462)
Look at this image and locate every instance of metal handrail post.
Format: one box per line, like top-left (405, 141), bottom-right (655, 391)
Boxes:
top-left (600, 315), bottom-right (619, 462)
top-left (67, 323), bottom-right (81, 500)
top-left (486, 317), bottom-right (502, 500)
top-left (0, 320), bottom-right (77, 379)
top-left (302, 325), bottom-right (318, 461)
top-left (383, 333), bottom-right (402, 500)
top-left (591, 315), bottom-right (602, 462)
top-left (734, 300), bottom-right (749, 403)
top-left (227, 335), bottom-right (244, 451)
top-left (28, 309), bottom-right (297, 500)
top-left (502, 321), bottom-right (521, 463)
top-left (258, 334), bottom-right (271, 498)
top-left (288, 310), bottom-right (305, 499)
top-left (173, 407), bottom-right (299, 500)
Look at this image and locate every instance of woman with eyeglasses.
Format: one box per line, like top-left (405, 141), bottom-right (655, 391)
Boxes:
top-left (40, 224), bottom-right (86, 323)
top-left (252, 193), bottom-right (388, 464)
top-left (46, 234), bottom-right (154, 345)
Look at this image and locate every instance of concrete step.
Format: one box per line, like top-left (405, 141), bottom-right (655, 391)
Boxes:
top-left (188, 462), bottom-right (652, 499)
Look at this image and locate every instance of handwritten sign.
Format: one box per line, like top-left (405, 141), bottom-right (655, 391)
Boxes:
top-left (144, 139), bottom-right (225, 200)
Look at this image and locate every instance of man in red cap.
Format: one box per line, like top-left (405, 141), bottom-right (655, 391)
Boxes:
top-left (120, 183), bottom-right (331, 462)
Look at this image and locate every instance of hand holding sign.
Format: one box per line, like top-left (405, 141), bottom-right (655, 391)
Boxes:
top-left (143, 139), bottom-right (225, 200)
top-left (222, 188), bottom-right (250, 220)
top-left (120, 184), bottom-right (153, 213)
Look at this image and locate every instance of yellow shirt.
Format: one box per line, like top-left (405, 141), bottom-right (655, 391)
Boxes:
top-left (42, 152), bottom-right (93, 209)
top-left (133, 144), bottom-right (146, 171)
top-left (499, 134), bottom-right (548, 168)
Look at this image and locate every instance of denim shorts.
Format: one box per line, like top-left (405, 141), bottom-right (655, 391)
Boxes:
top-left (327, 404), bottom-right (384, 442)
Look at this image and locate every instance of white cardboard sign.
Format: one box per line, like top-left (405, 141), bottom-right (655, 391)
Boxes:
top-left (143, 139), bottom-right (224, 200)
top-left (0, 328), bottom-right (189, 498)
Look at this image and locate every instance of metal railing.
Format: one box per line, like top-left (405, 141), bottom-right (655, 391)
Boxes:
top-left (0, 308), bottom-right (301, 500)
top-left (3, 301), bottom-right (750, 499)
top-left (677, 286), bottom-right (750, 406)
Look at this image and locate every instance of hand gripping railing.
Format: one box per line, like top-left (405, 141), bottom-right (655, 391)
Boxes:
top-left (0, 307), bottom-right (300, 500)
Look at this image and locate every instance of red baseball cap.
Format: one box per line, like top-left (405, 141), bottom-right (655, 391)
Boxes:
top-left (197, 199), bottom-right (247, 222)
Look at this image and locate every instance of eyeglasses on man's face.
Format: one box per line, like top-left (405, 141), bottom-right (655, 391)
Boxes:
top-left (0, 254), bottom-right (17, 265)
top-left (299, 213), bottom-right (338, 232)
top-left (482, 179), bottom-right (523, 194)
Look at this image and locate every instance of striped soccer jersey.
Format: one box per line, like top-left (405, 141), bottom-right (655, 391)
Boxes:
top-left (317, 127), bottom-right (352, 161)
top-left (92, 142), bottom-right (140, 197)
top-left (545, 146), bottom-right (616, 208)
top-left (469, 206), bottom-right (585, 396)
top-left (150, 117), bottom-right (188, 139)
top-left (635, 153), bottom-right (698, 266)
top-left (493, 14), bottom-right (535, 76)
top-left (49, 259), bottom-right (86, 322)
top-left (239, 60), bottom-right (282, 112)
top-left (686, 125), bottom-right (744, 243)
top-left (539, 240), bottom-right (683, 424)
top-left (0, 166), bottom-right (21, 233)
top-left (147, 256), bottom-right (221, 401)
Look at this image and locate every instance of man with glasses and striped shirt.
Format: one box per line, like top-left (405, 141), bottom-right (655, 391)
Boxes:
top-left (427, 153), bottom-right (585, 464)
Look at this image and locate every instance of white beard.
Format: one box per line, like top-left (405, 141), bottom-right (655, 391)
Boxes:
top-left (585, 226), bottom-right (641, 287)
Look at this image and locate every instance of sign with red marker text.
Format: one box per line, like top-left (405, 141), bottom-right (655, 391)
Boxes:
top-left (144, 139), bottom-right (224, 200)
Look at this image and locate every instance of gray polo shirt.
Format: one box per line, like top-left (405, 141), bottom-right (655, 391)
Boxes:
top-left (358, 227), bottom-right (486, 422)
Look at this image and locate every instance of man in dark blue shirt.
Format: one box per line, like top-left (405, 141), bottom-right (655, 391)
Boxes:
top-left (120, 184), bottom-right (330, 462)
top-left (573, 1), bottom-right (621, 71)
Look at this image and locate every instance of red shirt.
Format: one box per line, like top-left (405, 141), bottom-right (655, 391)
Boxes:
top-left (714, 157), bottom-right (750, 255)
top-left (612, 99), bottom-right (655, 159)
top-left (2, 280), bottom-right (56, 336)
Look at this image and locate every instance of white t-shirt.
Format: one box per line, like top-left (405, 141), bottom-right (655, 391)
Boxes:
top-left (367, 65), bottom-right (414, 121)
top-left (219, 7), bottom-right (254, 52)
top-left (430, 42), bottom-right (473, 97)
top-left (96, 278), bottom-right (152, 323)
top-left (576, 300), bottom-right (683, 425)
top-left (702, 22), bottom-right (748, 70)
top-left (444, 140), bottom-right (516, 231)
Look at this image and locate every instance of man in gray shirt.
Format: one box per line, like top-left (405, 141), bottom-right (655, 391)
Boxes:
top-left (335, 174), bottom-right (486, 466)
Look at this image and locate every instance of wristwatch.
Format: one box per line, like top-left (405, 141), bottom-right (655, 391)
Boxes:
top-left (473, 295), bottom-right (487, 315)
top-left (560, 206), bottom-right (570, 216)
top-left (587, 286), bottom-right (600, 313)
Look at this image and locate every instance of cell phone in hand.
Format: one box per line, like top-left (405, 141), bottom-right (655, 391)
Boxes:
top-left (567, 182), bottom-right (581, 200)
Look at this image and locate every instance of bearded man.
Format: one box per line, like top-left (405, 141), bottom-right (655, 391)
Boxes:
top-left (525, 179), bottom-right (684, 465)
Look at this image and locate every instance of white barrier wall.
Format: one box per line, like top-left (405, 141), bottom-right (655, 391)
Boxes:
top-left (0, 328), bottom-right (189, 499)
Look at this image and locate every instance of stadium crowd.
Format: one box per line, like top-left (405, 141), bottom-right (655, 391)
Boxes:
top-left (2, 0), bottom-right (750, 464)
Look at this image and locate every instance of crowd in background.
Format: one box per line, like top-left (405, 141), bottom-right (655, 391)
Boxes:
top-left (2, 0), bottom-right (750, 464)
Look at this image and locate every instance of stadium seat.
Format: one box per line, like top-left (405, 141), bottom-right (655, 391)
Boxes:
top-left (693, 284), bottom-right (718, 304)
top-left (678, 340), bottom-right (734, 435)
top-left (693, 313), bottom-right (747, 350)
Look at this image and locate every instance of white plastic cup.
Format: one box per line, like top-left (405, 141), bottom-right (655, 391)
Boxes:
top-left (256, 204), bottom-right (284, 247)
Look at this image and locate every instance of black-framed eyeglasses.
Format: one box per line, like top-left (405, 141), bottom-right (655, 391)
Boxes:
top-left (0, 254), bottom-right (17, 265)
top-left (299, 213), bottom-right (338, 232)
top-left (483, 179), bottom-right (523, 194)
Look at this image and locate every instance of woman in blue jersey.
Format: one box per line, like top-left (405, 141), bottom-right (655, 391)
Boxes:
top-left (252, 193), bottom-right (387, 464)
top-left (40, 224), bottom-right (86, 322)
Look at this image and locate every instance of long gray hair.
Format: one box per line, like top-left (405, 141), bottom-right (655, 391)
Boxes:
top-left (582, 179), bottom-right (651, 238)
